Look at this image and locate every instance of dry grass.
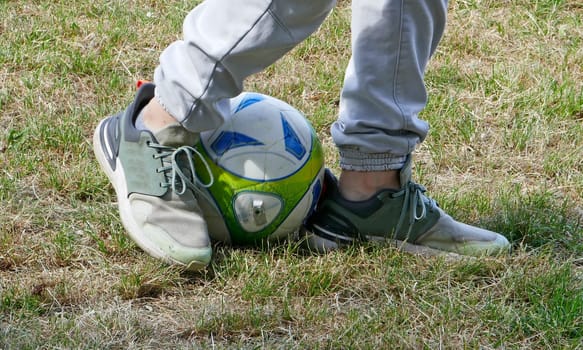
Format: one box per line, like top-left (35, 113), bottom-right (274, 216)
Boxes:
top-left (1, 0), bottom-right (582, 348)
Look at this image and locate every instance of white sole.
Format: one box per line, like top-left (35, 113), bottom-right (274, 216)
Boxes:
top-left (302, 225), bottom-right (466, 260)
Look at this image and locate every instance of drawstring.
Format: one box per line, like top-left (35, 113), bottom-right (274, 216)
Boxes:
top-left (393, 181), bottom-right (436, 239)
top-left (151, 143), bottom-right (214, 195)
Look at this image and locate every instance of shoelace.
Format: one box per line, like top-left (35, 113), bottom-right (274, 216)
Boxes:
top-left (393, 181), bottom-right (437, 239)
top-left (150, 143), bottom-right (214, 195)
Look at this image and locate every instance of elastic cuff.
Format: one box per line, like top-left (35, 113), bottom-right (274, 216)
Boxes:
top-left (339, 148), bottom-right (407, 171)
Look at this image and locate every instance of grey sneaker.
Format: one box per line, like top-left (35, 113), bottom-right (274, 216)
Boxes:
top-left (93, 83), bottom-right (213, 270)
top-left (303, 157), bottom-right (510, 257)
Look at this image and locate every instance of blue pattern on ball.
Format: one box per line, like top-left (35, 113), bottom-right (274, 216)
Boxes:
top-left (281, 113), bottom-right (306, 160)
top-left (211, 131), bottom-right (264, 156)
top-left (234, 93), bottom-right (265, 113)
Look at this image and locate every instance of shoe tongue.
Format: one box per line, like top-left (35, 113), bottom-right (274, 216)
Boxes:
top-left (399, 155), bottom-right (413, 187)
top-left (153, 123), bottom-right (199, 147)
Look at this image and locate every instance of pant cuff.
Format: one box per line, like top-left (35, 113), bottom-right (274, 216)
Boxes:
top-left (339, 148), bottom-right (407, 171)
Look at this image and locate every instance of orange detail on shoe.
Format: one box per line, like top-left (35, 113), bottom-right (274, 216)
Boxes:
top-left (136, 80), bottom-right (150, 89)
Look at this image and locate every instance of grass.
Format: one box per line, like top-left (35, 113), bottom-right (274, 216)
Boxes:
top-left (1, 0), bottom-right (582, 348)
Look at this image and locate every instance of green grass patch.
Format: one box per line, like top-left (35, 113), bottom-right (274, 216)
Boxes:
top-left (1, 0), bottom-right (582, 348)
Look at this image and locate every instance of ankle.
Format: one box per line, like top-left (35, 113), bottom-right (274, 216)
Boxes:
top-left (141, 99), bottom-right (180, 133)
top-left (338, 170), bottom-right (401, 201)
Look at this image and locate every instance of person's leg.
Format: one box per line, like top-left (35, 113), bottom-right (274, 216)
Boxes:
top-left (149, 0), bottom-right (337, 133)
top-left (305, 0), bottom-right (510, 256)
top-left (94, 0), bottom-right (337, 269)
top-left (335, 0), bottom-right (445, 197)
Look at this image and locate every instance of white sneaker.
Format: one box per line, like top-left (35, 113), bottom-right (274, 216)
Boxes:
top-left (93, 83), bottom-right (213, 270)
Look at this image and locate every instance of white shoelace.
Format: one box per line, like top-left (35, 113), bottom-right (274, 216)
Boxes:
top-left (151, 143), bottom-right (214, 195)
top-left (393, 181), bottom-right (437, 238)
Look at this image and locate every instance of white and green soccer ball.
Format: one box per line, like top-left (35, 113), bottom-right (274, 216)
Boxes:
top-left (194, 92), bottom-right (325, 245)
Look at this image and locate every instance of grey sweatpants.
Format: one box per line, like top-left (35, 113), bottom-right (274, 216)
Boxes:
top-left (154, 0), bottom-right (448, 171)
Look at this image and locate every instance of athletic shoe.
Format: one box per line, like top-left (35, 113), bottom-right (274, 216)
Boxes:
top-left (93, 83), bottom-right (213, 270)
top-left (303, 157), bottom-right (511, 257)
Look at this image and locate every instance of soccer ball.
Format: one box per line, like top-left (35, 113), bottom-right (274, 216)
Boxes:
top-left (193, 92), bottom-right (325, 245)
